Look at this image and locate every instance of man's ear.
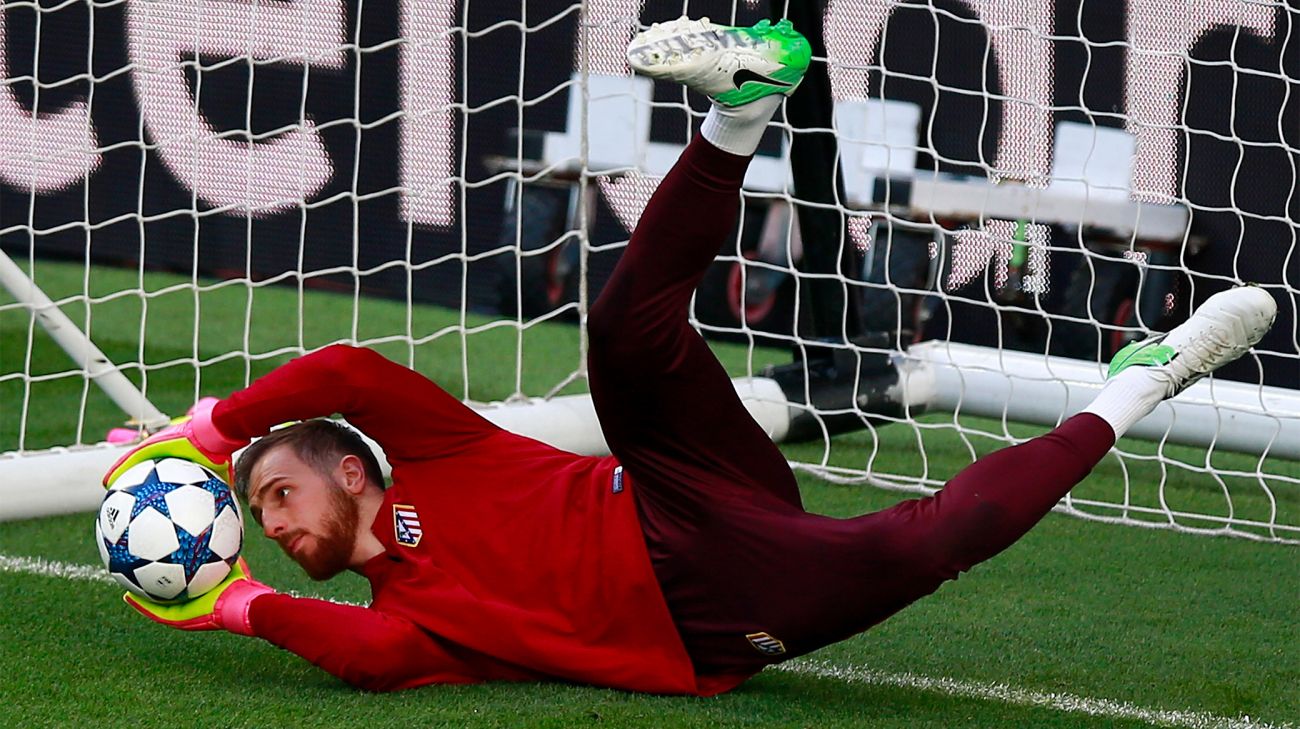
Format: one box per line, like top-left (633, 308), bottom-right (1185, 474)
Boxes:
top-left (337, 454), bottom-right (370, 494)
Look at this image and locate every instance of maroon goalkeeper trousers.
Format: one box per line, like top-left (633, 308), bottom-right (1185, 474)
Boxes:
top-left (586, 137), bottom-right (1116, 675)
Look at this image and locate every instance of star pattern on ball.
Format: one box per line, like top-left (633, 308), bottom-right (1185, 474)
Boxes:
top-left (97, 458), bottom-right (244, 602)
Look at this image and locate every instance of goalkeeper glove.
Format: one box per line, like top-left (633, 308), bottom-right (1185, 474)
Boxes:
top-left (103, 397), bottom-right (246, 488)
top-left (123, 559), bottom-right (273, 636)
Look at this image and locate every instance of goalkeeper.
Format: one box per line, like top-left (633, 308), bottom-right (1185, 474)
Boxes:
top-left (106, 16), bottom-right (1277, 695)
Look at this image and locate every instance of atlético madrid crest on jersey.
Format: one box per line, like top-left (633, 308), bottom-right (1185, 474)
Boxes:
top-left (393, 504), bottom-right (423, 547)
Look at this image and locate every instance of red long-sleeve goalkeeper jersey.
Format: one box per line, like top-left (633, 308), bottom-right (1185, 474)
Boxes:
top-left (212, 344), bottom-right (747, 695)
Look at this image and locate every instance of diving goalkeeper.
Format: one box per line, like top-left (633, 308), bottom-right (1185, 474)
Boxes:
top-left (105, 16), bottom-right (1277, 695)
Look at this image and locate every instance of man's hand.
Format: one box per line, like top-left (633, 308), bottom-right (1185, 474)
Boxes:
top-left (103, 397), bottom-right (246, 488)
top-left (124, 559), bottom-right (273, 636)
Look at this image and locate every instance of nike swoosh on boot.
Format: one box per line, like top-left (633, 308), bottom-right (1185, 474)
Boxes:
top-left (732, 68), bottom-right (792, 90)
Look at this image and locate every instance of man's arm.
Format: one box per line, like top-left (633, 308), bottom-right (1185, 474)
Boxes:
top-left (123, 559), bottom-right (487, 691)
top-left (248, 594), bottom-right (484, 691)
top-left (214, 344), bottom-right (499, 462)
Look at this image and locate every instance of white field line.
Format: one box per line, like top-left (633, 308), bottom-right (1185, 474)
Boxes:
top-left (776, 660), bottom-right (1295, 729)
top-left (1, 553), bottom-right (115, 583)
top-left (2, 553), bottom-right (1292, 729)
top-left (0, 552), bottom-right (364, 605)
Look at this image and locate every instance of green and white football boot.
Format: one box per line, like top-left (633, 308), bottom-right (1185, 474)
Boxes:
top-left (626, 16), bottom-right (812, 107)
top-left (1106, 285), bottom-right (1277, 398)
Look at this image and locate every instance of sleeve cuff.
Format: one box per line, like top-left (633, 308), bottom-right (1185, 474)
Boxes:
top-left (216, 581), bottom-right (276, 636)
top-left (189, 397), bottom-right (248, 455)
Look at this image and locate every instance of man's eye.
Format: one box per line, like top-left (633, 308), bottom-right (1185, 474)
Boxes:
top-left (278, 487), bottom-right (291, 498)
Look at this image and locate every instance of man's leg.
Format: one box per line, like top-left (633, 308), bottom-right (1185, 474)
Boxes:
top-left (772, 287), bottom-right (1275, 654)
top-left (587, 18), bottom-right (812, 511)
top-left (667, 286), bottom-right (1279, 673)
top-left (587, 137), bottom-right (805, 509)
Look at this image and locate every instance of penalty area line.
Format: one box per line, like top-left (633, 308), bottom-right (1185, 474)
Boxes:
top-left (2, 552), bottom-right (1291, 729)
top-left (776, 660), bottom-right (1294, 729)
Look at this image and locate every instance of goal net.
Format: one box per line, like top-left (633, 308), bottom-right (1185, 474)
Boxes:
top-left (1, 0), bottom-right (1296, 543)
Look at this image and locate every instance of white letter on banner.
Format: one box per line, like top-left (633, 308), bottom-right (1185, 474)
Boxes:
top-left (0, 9), bottom-right (100, 192)
top-left (399, 0), bottom-right (457, 227)
top-left (583, 0), bottom-right (650, 232)
top-left (825, 0), bottom-right (1054, 183)
top-left (1125, 0), bottom-right (1274, 202)
top-left (126, 0), bottom-right (345, 214)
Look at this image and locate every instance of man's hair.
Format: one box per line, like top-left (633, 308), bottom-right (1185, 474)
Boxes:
top-left (233, 419), bottom-right (384, 500)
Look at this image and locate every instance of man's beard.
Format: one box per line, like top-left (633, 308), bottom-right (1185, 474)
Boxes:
top-left (286, 482), bottom-right (360, 581)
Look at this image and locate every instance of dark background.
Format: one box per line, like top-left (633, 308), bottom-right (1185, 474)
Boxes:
top-left (2, 0), bottom-right (1295, 387)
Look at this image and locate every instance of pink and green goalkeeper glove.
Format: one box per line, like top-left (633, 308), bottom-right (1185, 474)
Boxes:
top-left (123, 559), bottom-right (274, 636)
top-left (103, 397), bottom-right (246, 488)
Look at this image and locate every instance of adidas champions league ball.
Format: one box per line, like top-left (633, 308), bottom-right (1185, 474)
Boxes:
top-left (97, 458), bottom-right (244, 603)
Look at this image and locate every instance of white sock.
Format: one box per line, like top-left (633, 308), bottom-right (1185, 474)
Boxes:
top-left (700, 95), bottom-right (783, 156)
top-left (1081, 368), bottom-right (1167, 438)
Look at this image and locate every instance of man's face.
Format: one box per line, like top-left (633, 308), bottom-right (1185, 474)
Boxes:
top-left (247, 445), bottom-right (360, 580)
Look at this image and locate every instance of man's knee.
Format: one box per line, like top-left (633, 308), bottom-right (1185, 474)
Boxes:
top-left (588, 297), bottom-right (682, 369)
top-left (588, 298), bottom-right (656, 379)
top-left (879, 496), bottom-right (1001, 581)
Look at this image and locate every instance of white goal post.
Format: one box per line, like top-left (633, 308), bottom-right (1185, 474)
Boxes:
top-left (0, 1), bottom-right (1296, 546)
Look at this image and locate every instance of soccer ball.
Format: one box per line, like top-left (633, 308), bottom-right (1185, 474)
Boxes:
top-left (97, 457), bottom-right (244, 602)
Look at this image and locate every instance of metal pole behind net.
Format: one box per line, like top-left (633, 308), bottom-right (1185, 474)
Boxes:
top-left (0, 248), bottom-right (170, 435)
top-left (781, 0), bottom-right (862, 352)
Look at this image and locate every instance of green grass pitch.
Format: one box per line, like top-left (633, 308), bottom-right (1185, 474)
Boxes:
top-left (1, 261), bottom-right (1297, 728)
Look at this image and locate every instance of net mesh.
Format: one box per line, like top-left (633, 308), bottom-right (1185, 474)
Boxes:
top-left (0, 0), bottom-right (1296, 541)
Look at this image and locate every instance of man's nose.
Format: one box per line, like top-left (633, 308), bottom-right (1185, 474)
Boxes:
top-left (262, 511), bottom-right (286, 539)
